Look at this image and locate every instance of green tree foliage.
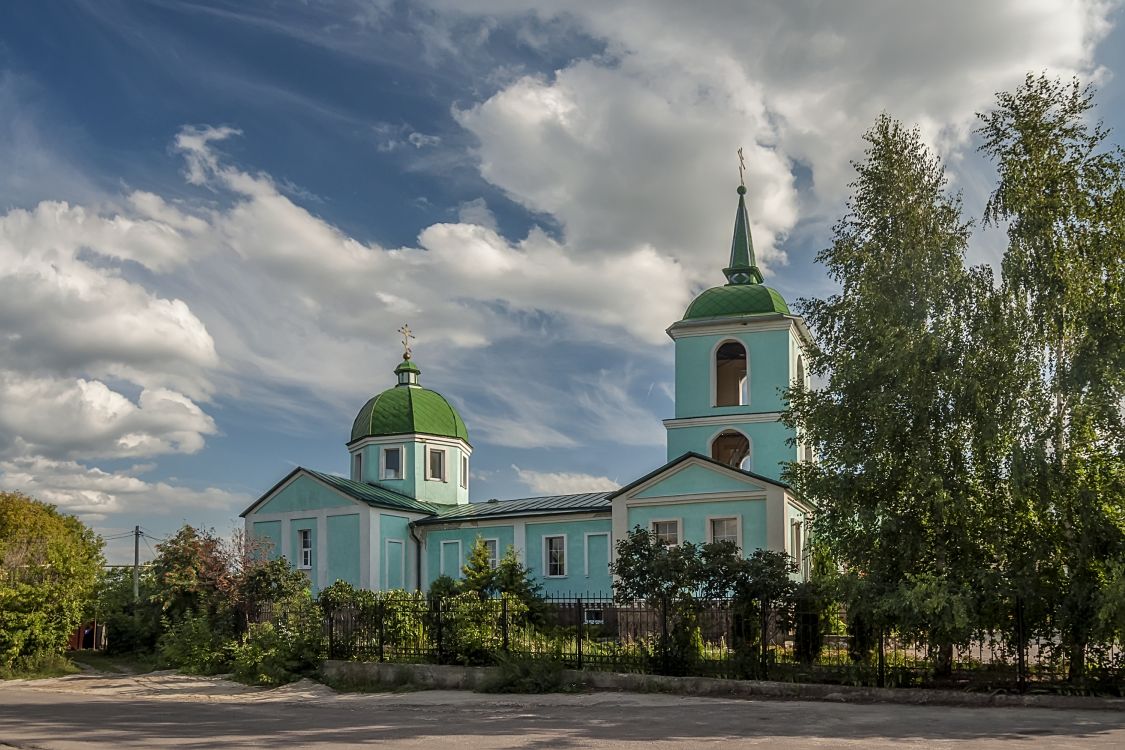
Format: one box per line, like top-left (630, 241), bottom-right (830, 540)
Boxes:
top-left (977, 73), bottom-right (1125, 679)
top-left (0, 492), bottom-right (104, 666)
top-left (461, 537), bottom-right (497, 598)
top-left (783, 114), bottom-right (988, 675)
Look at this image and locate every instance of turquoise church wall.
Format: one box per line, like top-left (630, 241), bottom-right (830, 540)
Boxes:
top-left (257, 475), bottom-right (357, 514)
top-left (626, 500), bottom-right (768, 553)
top-left (635, 463), bottom-right (764, 498)
top-left (666, 421), bottom-right (795, 482)
top-left (290, 517), bottom-right (319, 594)
top-left (326, 514), bottom-right (361, 588)
top-left (423, 525), bottom-right (515, 586)
top-left (525, 518), bottom-right (613, 597)
top-left (673, 329), bottom-right (792, 418)
top-left (352, 440), bottom-right (469, 505)
top-left (380, 514), bottom-right (413, 590)
top-left (251, 520), bottom-right (282, 561)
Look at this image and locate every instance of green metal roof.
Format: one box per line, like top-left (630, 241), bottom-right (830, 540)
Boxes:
top-left (415, 492), bottom-right (612, 525)
top-left (351, 384), bottom-right (469, 444)
top-left (240, 467), bottom-right (445, 517)
top-left (682, 283), bottom-right (790, 320)
top-left (724, 185), bottom-right (765, 285)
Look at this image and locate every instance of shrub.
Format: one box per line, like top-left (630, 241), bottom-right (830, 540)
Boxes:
top-left (479, 654), bottom-right (574, 693)
top-left (157, 610), bottom-right (229, 674)
top-left (0, 651), bottom-right (78, 680)
top-left (229, 603), bottom-right (324, 687)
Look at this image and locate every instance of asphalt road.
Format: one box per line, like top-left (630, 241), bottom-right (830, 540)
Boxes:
top-left (1, 672), bottom-right (1123, 749)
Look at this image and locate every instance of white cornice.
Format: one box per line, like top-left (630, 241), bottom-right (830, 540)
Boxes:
top-left (663, 412), bottom-right (784, 429)
top-left (348, 433), bottom-right (472, 454)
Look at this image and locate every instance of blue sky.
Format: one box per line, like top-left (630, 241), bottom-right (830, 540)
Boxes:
top-left (1, 0), bottom-right (1123, 563)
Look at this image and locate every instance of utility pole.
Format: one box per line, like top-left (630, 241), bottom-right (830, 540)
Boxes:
top-left (133, 525), bottom-right (140, 601)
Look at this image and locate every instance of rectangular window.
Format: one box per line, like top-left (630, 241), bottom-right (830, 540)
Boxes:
top-left (710, 517), bottom-right (739, 546)
top-left (584, 608), bottom-right (604, 625)
top-left (382, 447), bottom-right (402, 480)
top-left (427, 448), bottom-right (446, 481)
top-left (651, 520), bottom-right (679, 546)
top-left (483, 538), bottom-right (498, 569)
top-left (297, 529), bottom-right (312, 569)
top-left (352, 452), bottom-right (363, 481)
top-left (545, 535), bottom-right (566, 577)
top-left (460, 453), bottom-right (468, 489)
top-left (791, 521), bottom-right (805, 576)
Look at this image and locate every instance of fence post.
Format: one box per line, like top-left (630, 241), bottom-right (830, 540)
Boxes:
top-left (378, 602), bottom-right (386, 663)
top-left (877, 627), bottom-right (886, 688)
top-left (435, 596), bottom-right (444, 665)
top-left (759, 602), bottom-right (769, 681)
top-left (577, 597), bottom-right (584, 670)
top-left (1016, 595), bottom-right (1026, 694)
top-left (501, 596), bottom-right (509, 653)
top-left (326, 606), bottom-right (335, 660)
top-left (660, 594), bottom-right (669, 675)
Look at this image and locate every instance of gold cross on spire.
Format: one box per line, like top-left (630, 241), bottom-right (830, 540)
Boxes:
top-left (737, 147), bottom-right (747, 187)
top-left (398, 323), bottom-right (415, 360)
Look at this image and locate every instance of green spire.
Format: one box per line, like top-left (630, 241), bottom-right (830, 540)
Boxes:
top-left (723, 185), bottom-right (764, 285)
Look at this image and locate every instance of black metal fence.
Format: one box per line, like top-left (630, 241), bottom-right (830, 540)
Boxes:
top-left (320, 593), bottom-right (1125, 692)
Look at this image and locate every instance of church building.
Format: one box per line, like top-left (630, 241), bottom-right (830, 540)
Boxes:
top-left (240, 181), bottom-right (815, 596)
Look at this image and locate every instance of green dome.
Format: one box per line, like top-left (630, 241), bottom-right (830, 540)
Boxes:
top-left (350, 384), bottom-right (469, 444)
top-left (682, 284), bottom-right (790, 321)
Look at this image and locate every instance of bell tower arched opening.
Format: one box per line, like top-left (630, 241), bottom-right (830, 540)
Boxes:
top-left (715, 341), bottom-right (748, 406)
top-left (711, 429), bottom-right (751, 470)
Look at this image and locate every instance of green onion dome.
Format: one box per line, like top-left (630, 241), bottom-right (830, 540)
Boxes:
top-left (682, 284), bottom-right (790, 320)
top-left (349, 358), bottom-right (469, 444)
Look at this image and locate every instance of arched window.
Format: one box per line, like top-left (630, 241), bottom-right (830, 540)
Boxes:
top-left (712, 430), bottom-right (751, 470)
top-left (796, 354), bottom-right (806, 389)
top-left (715, 341), bottom-right (748, 406)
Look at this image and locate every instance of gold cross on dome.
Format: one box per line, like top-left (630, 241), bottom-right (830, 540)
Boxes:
top-left (398, 323), bottom-right (415, 360)
top-left (737, 147), bottom-right (747, 187)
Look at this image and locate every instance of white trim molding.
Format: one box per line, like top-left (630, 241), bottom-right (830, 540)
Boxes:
top-left (663, 412), bottom-right (784, 429)
top-left (583, 531), bottom-right (610, 578)
top-left (439, 539), bottom-right (462, 578)
top-left (384, 538), bottom-right (406, 589)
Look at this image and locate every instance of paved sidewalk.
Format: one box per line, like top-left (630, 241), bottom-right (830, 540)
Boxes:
top-left (1, 672), bottom-right (1123, 748)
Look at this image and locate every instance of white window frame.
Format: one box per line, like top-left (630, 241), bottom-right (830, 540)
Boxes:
top-left (297, 528), bottom-right (313, 569)
top-left (791, 520), bottom-right (807, 578)
top-left (706, 515), bottom-right (742, 548)
top-left (426, 447), bottom-right (448, 482)
top-left (583, 532), bottom-right (610, 577)
top-left (460, 453), bottom-right (469, 489)
top-left (352, 452), bottom-right (363, 481)
top-left (543, 534), bottom-right (567, 578)
top-left (482, 538), bottom-right (499, 569)
top-left (650, 519), bottom-right (681, 547)
top-left (440, 539), bottom-right (462, 578)
top-left (380, 445), bottom-right (404, 481)
top-left (384, 539), bottom-right (405, 589)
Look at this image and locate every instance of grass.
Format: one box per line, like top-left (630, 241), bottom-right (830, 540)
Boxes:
top-left (67, 650), bottom-right (158, 675)
top-left (0, 652), bottom-right (80, 680)
top-left (319, 665), bottom-right (426, 693)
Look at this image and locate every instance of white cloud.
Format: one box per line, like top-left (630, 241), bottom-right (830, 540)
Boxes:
top-left (0, 456), bottom-right (247, 521)
top-left (437, 0), bottom-right (1114, 278)
top-left (0, 374), bottom-right (215, 460)
top-left (513, 464), bottom-right (619, 494)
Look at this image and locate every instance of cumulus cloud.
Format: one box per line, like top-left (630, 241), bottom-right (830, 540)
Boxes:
top-left (513, 464), bottom-right (619, 494)
top-left (438, 0), bottom-right (1114, 277)
top-left (0, 456), bottom-right (247, 520)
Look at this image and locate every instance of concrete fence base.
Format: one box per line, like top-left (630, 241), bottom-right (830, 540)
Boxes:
top-left (320, 660), bottom-right (1125, 711)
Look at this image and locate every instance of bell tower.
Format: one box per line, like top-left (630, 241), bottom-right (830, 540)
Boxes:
top-left (663, 176), bottom-right (812, 482)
